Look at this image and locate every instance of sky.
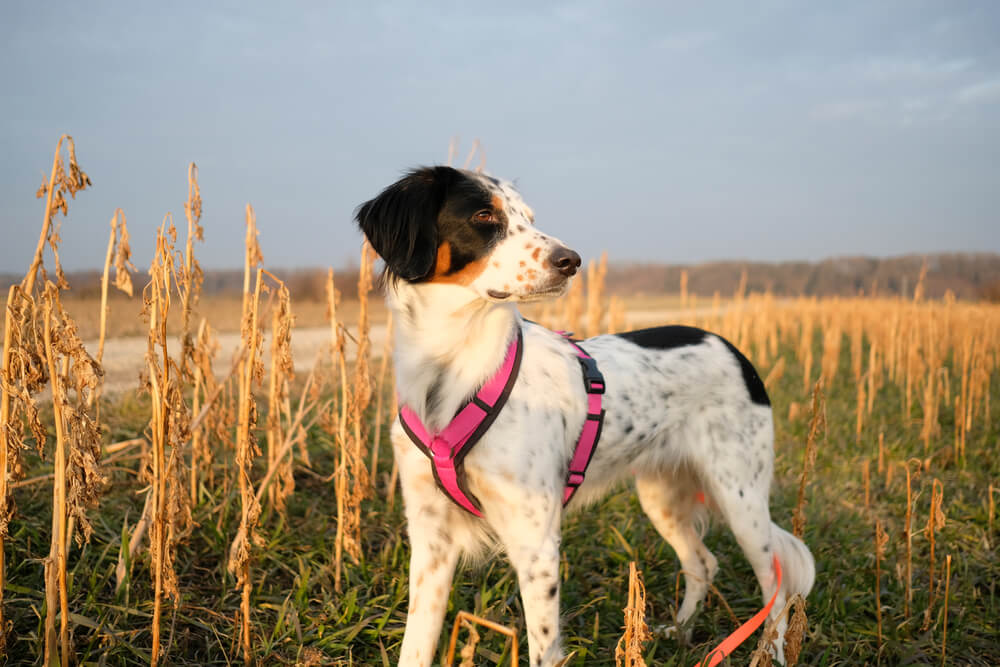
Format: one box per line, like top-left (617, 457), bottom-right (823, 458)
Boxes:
top-left (2, 1), bottom-right (999, 273)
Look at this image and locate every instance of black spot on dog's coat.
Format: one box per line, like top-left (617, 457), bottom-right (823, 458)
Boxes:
top-left (616, 325), bottom-right (770, 406)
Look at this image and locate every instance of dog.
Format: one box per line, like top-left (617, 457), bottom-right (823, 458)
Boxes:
top-left (355, 166), bottom-right (815, 666)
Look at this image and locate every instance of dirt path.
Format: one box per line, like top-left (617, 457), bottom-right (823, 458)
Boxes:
top-left (90, 325), bottom-right (389, 395)
top-left (90, 301), bottom-right (765, 395)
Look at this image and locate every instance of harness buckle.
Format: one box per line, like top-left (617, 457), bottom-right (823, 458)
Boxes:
top-left (429, 437), bottom-right (453, 466)
top-left (566, 471), bottom-right (586, 488)
top-left (577, 356), bottom-right (605, 394)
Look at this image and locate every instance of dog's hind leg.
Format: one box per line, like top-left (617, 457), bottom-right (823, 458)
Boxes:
top-left (703, 434), bottom-right (802, 665)
top-left (635, 472), bottom-right (718, 640)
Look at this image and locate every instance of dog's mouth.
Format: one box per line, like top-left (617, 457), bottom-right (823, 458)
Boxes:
top-left (486, 277), bottom-right (572, 303)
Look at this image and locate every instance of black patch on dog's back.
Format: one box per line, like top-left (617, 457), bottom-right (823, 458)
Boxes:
top-left (615, 326), bottom-right (770, 406)
top-left (715, 335), bottom-right (770, 406)
top-left (615, 325), bottom-right (707, 351)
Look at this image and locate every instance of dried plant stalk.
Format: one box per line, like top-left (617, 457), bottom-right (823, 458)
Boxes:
top-left (862, 459), bottom-right (870, 509)
top-left (856, 371), bottom-right (867, 442)
top-left (3, 136), bottom-right (99, 663)
top-left (783, 595), bottom-right (808, 667)
top-left (445, 611), bottom-right (519, 666)
top-left (228, 204), bottom-right (265, 665)
top-left (585, 252), bottom-right (607, 338)
top-left (145, 222), bottom-right (171, 665)
top-left (42, 295), bottom-right (69, 667)
top-left (458, 616), bottom-right (481, 667)
top-left (923, 478), bottom-right (946, 631)
top-left (615, 561), bottom-right (651, 667)
top-left (607, 296), bottom-right (627, 335)
top-left (228, 365), bottom-right (325, 568)
top-left (266, 277), bottom-right (295, 512)
top-left (329, 267), bottom-right (349, 592)
top-left (989, 483), bottom-right (995, 538)
top-left (793, 381), bottom-right (825, 539)
top-left (0, 286), bottom-right (15, 647)
top-left (142, 213), bottom-right (195, 664)
top-left (189, 319), bottom-right (214, 504)
top-left (370, 310), bottom-right (394, 483)
top-left (875, 519), bottom-right (888, 646)
top-left (764, 356), bottom-right (785, 389)
top-left (334, 244), bottom-right (375, 591)
top-left (179, 163), bottom-right (205, 381)
top-left (941, 554), bottom-right (951, 666)
top-left (562, 270), bottom-right (585, 335)
top-left (904, 460), bottom-right (921, 619)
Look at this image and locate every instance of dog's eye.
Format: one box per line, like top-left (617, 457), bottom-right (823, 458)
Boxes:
top-left (473, 210), bottom-right (496, 223)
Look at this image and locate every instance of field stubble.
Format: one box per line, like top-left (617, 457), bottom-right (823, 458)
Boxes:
top-left (0, 139), bottom-right (998, 666)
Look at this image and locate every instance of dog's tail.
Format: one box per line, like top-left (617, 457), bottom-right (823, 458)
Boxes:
top-left (770, 522), bottom-right (815, 598)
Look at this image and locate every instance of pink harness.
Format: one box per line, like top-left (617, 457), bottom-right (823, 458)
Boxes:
top-left (399, 327), bottom-right (605, 517)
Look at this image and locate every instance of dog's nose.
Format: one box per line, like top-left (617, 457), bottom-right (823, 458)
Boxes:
top-left (547, 246), bottom-right (582, 277)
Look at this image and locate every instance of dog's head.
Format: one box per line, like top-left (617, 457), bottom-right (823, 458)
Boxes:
top-left (356, 166), bottom-right (580, 302)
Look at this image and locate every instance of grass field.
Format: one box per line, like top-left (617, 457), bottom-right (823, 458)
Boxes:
top-left (2, 137), bottom-right (998, 666)
top-left (3, 296), bottom-right (999, 665)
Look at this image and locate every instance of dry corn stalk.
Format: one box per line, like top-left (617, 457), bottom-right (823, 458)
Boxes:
top-left (41, 294), bottom-right (70, 667)
top-left (862, 458), bottom-right (870, 509)
top-left (874, 519), bottom-right (889, 646)
top-left (793, 381), bottom-right (825, 539)
top-left (227, 364), bottom-right (326, 573)
top-left (607, 296), bottom-right (627, 334)
top-left (333, 244), bottom-right (375, 591)
top-left (923, 478), bottom-right (946, 631)
top-left (903, 458), bottom-right (922, 619)
top-left (1, 136), bottom-right (101, 662)
top-left (142, 215), bottom-right (195, 664)
top-left (941, 554), bottom-right (951, 666)
top-left (228, 204), bottom-right (265, 665)
top-left (189, 318), bottom-right (218, 504)
top-left (266, 277), bottom-right (295, 512)
top-left (561, 271), bottom-right (584, 335)
top-left (97, 208), bottom-right (134, 365)
top-left (615, 561), bottom-right (651, 667)
top-left (370, 310), bottom-right (394, 483)
top-left (446, 611), bottom-right (519, 666)
top-left (178, 163), bottom-right (205, 381)
top-left (585, 252), bottom-right (607, 338)
top-left (783, 594), bottom-right (808, 666)
top-left (764, 356), bottom-right (786, 389)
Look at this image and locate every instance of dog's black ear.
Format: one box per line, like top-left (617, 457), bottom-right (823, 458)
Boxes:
top-left (355, 166), bottom-right (460, 282)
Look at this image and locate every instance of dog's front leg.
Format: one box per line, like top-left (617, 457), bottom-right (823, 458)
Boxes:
top-left (398, 511), bottom-right (460, 666)
top-left (496, 504), bottom-right (564, 667)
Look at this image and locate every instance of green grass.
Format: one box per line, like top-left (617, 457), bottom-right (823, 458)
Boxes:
top-left (2, 342), bottom-right (999, 666)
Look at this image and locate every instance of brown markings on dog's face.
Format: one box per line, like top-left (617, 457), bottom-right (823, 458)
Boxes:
top-left (427, 241), bottom-right (490, 285)
top-left (428, 256), bottom-right (489, 285)
top-left (432, 241), bottom-right (452, 275)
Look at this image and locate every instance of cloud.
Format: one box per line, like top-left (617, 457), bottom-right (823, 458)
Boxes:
top-left (956, 79), bottom-right (1000, 104)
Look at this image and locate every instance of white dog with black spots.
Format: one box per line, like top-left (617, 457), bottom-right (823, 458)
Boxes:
top-left (355, 166), bottom-right (815, 666)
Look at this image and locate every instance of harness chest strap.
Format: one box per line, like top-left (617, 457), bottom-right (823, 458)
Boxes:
top-left (398, 327), bottom-right (605, 517)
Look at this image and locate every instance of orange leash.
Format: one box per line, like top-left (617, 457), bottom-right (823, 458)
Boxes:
top-left (694, 554), bottom-right (783, 667)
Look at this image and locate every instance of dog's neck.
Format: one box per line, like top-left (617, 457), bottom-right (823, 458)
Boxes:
top-left (388, 281), bottom-right (520, 431)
